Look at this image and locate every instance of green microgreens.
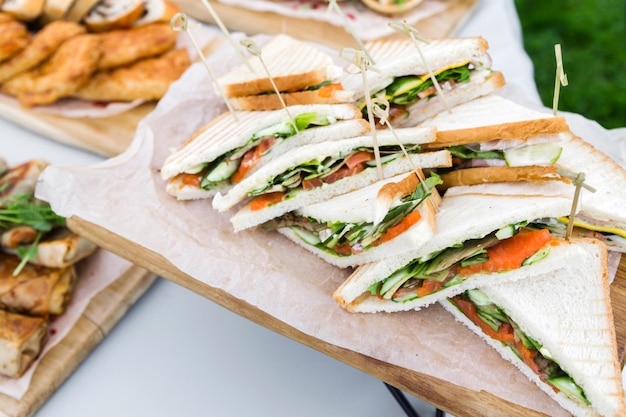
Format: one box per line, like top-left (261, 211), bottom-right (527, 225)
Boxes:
top-left (0, 194), bottom-right (65, 275)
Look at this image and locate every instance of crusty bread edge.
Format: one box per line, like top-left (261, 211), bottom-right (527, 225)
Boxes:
top-left (229, 88), bottom-right (355, 111)
top-left (224, 68), bottom-right (331, 98)
top-left (439, 166), bottom-right (571, 191)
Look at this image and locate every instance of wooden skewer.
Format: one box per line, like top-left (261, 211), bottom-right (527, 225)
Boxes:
top-left (170, 13), bottom-right (238, 121)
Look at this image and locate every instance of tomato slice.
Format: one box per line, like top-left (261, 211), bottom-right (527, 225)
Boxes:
top-left (317, 83), bottom-right (343, 98)
top-left (345, 151), bottom-right (374, 169)
top-left (231, 138), bottom-right (276, 184)
top-left (249, 192), bottom-right (285, 211)
top-left (302, 177), bottom-right (324, 190)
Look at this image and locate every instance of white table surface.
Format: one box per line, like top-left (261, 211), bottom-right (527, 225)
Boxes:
top-left (0, 1), bottom-right (543, 416)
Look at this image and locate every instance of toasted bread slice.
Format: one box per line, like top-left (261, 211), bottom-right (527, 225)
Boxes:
top-left (217, 34), bottom-right (345, 99)
top-left (438, 165), bottom-right (570, 191)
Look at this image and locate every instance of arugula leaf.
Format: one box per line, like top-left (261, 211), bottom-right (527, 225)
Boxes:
top-left (0, 194), bottom-right (65, 230)
top-left (0, 194), bottom-right (65, 275)
top-left (447, 145), bottom-right (504, 160)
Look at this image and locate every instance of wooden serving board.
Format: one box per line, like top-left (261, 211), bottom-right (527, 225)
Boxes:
top-left (171, 0), bottom-right (479, 50)
top-left (0, 98), bottom-right (155, 158)
top-left (65, 215), bottom-right (626, 417)
top-left (0, 263), bottom-right (157, 417)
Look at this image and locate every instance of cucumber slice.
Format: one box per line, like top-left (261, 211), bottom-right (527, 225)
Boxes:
top-left (522, 248), bottom-right (551, 266)
top-left (386, 76), bottom-right (425, 97)
top-left (466, 289), bottom-right (493, 306)
top-left (504, 143), bottom-right (563, 167)
top-left (290, 227), bottom-right (321, 246)
top-left (365, 153), bottom-right (400, 166)
top-left (380, 268), bottom-right (413, 299)
top-left (251, 122), bottom-right (294, 140)
top-left (443, 274), bottom-right (465, 288)
top-left (547, 376), bottom-right (590, 406)
top-left (496, 224), bottom-right (516, 239)
top-left (202, 159), bottom-right (239, 184)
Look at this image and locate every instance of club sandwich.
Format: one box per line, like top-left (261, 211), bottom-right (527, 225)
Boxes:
top-left (550, 131), bottom-right (626, 253)
top-left (216, 33), bottom-right (355, 111)
top-left (441, 238), bottom-right (625, 417)
top-left (340, 36), bottom-right (505, 127)
top-left (416, 95), bottom-right (626, 251)
top-left (333, 181), bottom-right (576, 313)
top-left (263, 171), bottom-right (442, 268)
top-left (212, 127), bottom-right (452, 231)
top-left (160, 104), bottom-right (369, 200)
top-left (418, 95), bottom-right (571, 190)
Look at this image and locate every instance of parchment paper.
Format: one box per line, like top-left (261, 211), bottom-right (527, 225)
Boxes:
top-left (34, 36), bottom-right (626, 417)
top-left (216, 0), bottom-right (449, 40)
top-left (0, 249), bottom-right (134, 399)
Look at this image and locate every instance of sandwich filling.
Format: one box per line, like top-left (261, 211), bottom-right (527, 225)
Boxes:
top-left (176, 112), bottom-right (341, 192)
top-left (357, 62), bottom-right (482, 122)
top-left (534, 216), bottom-right (626, 252)
top-left (448, 289), bottom-right (590, 407)
top-left (444, 136), bottom-right (563, 170)
top-left (262, 174), bottom-right (441, 256)
top-left (367, 224), bottom-right (556, 302)
top-left (246, 144), bottom-right (423, 211)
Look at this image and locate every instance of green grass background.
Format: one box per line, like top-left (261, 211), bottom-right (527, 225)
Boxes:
top-left (514, 0), bottom-right (625, 129)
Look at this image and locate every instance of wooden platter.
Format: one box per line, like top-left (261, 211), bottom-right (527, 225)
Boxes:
top-left (171, 0), bottom-right (479, 50)
top-left (0, 261), bottom-right (156, 417)
top-left (65, 215), bottom-right (626, 417)
top-left (0, 98), bottom-right (155, 158)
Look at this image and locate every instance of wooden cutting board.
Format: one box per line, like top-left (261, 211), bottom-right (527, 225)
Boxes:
top-left (0, 263), bottom-right (156, 417)
top-left (65, 215), bottom-right (626, 417)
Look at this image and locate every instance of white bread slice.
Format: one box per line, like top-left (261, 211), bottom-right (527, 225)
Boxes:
top-left (333, 182), bottom-right (574, 312)
top-left (419, 94), bottom-right (570, 147)
top-left (132, 0), bottom-right (180, 27)
top-left (1, 0), bottom-right (45, 21)
top-left (217, 34), bottom-right (345, 98)
top-left (556, 131), bottom-right (626, 248)
top-left (340, 36), bottom-right (493, 101)
top-left (441, 238), bottom-right (625, 417)
top-left (212, 127), bottom-right (441, 211)
top-left (275, 172), bottom-right (439, 268)
top-left (65, 0), bottom-right (99, 21)
top-left (83, 0), bottom-right (144, 32)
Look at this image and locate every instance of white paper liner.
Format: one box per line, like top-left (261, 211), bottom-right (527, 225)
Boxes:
top-left (216, 0), bottom-right (449, 40)
top-left (0, 250), bottom-right (134, 400)
top-left (33, 36), bottom-right (626, 417)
